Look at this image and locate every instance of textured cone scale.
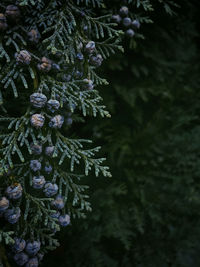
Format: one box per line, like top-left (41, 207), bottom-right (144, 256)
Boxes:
top-left (30, 160), bottom-right (41, 172)
top-left (6, 183), bottom-right (22, 200)
top-left (30, 93), bottom-right (47, 108)
top-left (82, 79), bottom-right (94, 90)
top-left (12, 238), bottom-right (26, 253)
top-left (15, 50), bottom-right (31, 65)
top-left (37, 57), bottom-right (52, 72)
top-left (49, 115), bottom-right (64, 128)
top-left (51, 195), bottom-right (65, 210)
top-left (4, 207), bottom-right (21, 224)
top-left (47, 99), bottom-right (60, 113)
top-left (0, 196), bottom-right (9, 212)
top-left (89, 54), bottom-right (103, 67)
top-left (44, 165), bottom-right (53, 174)
top-left (25, 241), bottom-right (41, 256)
top-left (45, 146), bottom-right (55, 157)
top-left (32, 176), bottom-right (46, 189)
top-left (14, 252), bottom-right (29, 266)
top-left (85, 41), bottom-right (95, 54)
top-left (30, 114), bottom-right (45, 128)
top-left (43, 182), bottom-right (58, 197)
top-left (59, 214), bottom-right (70, 226)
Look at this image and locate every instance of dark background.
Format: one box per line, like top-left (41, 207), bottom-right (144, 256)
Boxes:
top-left (43, 0), bottom-right (200, 266)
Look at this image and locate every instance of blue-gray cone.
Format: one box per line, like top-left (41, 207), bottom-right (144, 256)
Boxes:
top-left (6, 184), bottom-right (22, 200)
top-left (132, 19), bottom-right (140, 29)
top-left (4, 207), bottom-right (21, 224)
top-left (119, 6), bottom-right (129, 17)
top-left (30, 160), bottom-right (41, 172)
top-left (12, 238), bottom-right (26, 253)
top-left (45, 146), bottom-right (55, 157)
top-left (32, 176), bottom-right (46, 189)
top-left (126, 29), bottom-right (135, 38)
top-left (49, 115), bottom-right (64, 129)
top-left (123, 17), bottom-right (132, 27)
top-left (47, 99), bottom-right (60, 113)
top-left (59, 214), bottom-right (70, 226)
top-left (30, 93), bottom-right (47, 108)
top-left (14, 252), bottom-right (29, 266)
top-left (25, 241), bottom-right (41, 256)
top-left (51, 195), bottom-right (65, 210)
top-left (43, 182), bottom-right (58, 197)
top-left (44, 165), bottom-right (53, 174)
top-left (85, 41), bottom-right (95, 54)
top-left (0, 196), bottom-right (9, 212)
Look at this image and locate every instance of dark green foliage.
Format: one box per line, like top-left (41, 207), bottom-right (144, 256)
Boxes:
top-left (43, 1), bottom-right (200, 266)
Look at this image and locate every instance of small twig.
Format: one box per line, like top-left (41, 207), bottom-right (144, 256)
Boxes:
top-left (0, 244), bottom-right (11, 267)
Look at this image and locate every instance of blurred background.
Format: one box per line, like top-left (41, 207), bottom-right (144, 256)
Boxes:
top-left (43, 1), bottom-right (200, 266)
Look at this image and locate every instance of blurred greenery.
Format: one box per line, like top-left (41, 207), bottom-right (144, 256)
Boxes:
top-left (43, 0), bottom-right (200, 266)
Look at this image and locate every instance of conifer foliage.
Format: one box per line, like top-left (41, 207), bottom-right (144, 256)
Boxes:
top-left (0, 0), bottom-right (122, 265)
top-left (41, 1), bottom-right (200, 267)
